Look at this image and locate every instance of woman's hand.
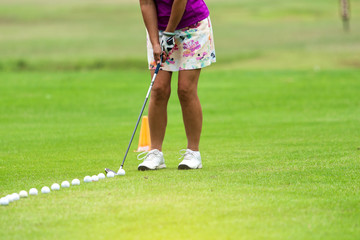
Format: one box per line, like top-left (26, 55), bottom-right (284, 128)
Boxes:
top-left (160, 32), bottom-right (176, 56)
top-left (153, 43), bottom-right (163, 64)
top-left (153, 43), bottom-right (166, 64)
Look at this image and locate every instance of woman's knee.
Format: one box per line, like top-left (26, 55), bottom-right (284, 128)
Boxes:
top-left (177, 83), bottom-right (196, 103)
top-left (178, 69), bottom-right (200, 103)
top-left (151, 84), bottom-right (171, 102)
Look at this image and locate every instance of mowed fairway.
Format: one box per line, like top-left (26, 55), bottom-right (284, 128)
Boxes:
top-left (1, 0), bottom-right (360, 239)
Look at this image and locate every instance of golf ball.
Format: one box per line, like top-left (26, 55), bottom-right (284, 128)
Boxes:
top-left (91, 175), bottom-right (99, 182)
top-left (117, 169), bottom-right (126, 176)
top-left (19, 190), bottom-right (28, 198)
top-left (98, 173), bottom-right (105, 179)
top-left (29, 188), bottom-right (38, 196)
top-left (0, 197), bottom-right (9, 206)
top-left (41, 186), bottom-right (51, 194)
top-left (84, 176), bottom-right (92, 183)
top-left (71, 179), bottom-right (80, 185)
top-left (107, 171), bottom-right (115, 178)
top-left (12, 193), bottom-right (20, 201)
top-left (51, 183), bottom-right (60, 191)
top-left (6, 194), bottom-right (14, 202)
top-left (61, 181), bottom-right (70, 188)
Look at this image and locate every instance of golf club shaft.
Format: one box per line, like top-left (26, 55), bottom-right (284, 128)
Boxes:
top-left (119, 61), bottom-right (162, 170)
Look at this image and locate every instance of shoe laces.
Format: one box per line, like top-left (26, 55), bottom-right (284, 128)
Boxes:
top-left (137, 150), bottom-right (159, 161)
top-left (179, 149), bottom-right (195, 161)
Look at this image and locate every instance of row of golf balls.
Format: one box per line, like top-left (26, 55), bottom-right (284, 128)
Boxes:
top-left (0, 171), bottom-right (116, 206)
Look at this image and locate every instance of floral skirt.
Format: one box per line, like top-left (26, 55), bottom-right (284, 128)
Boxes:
top-left (147, 16), bottom-right (216, 71)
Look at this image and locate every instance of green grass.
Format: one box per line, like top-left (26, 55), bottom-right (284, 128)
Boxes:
top-left (1, 70), bottom-right (360, 239)
top-left (0, 0), bottom-right (359, 70)
top-left (1, 0), bottom-right (360, 239)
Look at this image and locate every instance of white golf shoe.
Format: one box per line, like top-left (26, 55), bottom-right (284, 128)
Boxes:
top-left (178, 149), bottom-right (202, 170)
top-left (137, 149), bottom-right (166, 171)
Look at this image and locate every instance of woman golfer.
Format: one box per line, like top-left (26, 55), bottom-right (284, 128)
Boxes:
top-left (137, 0), bottom-right (216, 170)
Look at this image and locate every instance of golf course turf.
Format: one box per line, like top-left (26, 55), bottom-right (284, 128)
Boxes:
top-left (1, 0), bottom-right (360, 239)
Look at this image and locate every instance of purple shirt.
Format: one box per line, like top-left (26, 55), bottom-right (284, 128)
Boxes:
top-left (155, 0), bottom-right (210, 30)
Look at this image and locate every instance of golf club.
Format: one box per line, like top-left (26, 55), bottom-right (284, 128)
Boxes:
top-left (105, 57), bottom-right (163, 175)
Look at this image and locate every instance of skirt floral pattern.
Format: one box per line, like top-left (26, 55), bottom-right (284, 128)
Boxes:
top-left (147, 16), bottom-right (216, 71)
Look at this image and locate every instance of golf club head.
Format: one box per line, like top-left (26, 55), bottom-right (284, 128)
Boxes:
top-left (105, 168), bottom-right (117, 175)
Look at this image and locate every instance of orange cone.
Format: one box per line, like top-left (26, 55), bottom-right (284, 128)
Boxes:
top-left (136, 116), bottom-right (151, 152)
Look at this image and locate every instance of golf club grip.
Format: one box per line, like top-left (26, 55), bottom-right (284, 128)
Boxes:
top-left (120, 60), bottom-right (162, 169)
top-left (154, 59), bottom-right (161, 74)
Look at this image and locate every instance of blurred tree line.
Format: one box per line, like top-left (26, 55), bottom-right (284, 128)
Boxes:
top-left (339, 0), bottom-right (350, 31)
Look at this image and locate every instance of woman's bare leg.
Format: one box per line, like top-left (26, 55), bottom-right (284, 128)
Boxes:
top-left (177, 69), bottom-right (202, 151)
top-left (148, 70), bottom-right (172, 151)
